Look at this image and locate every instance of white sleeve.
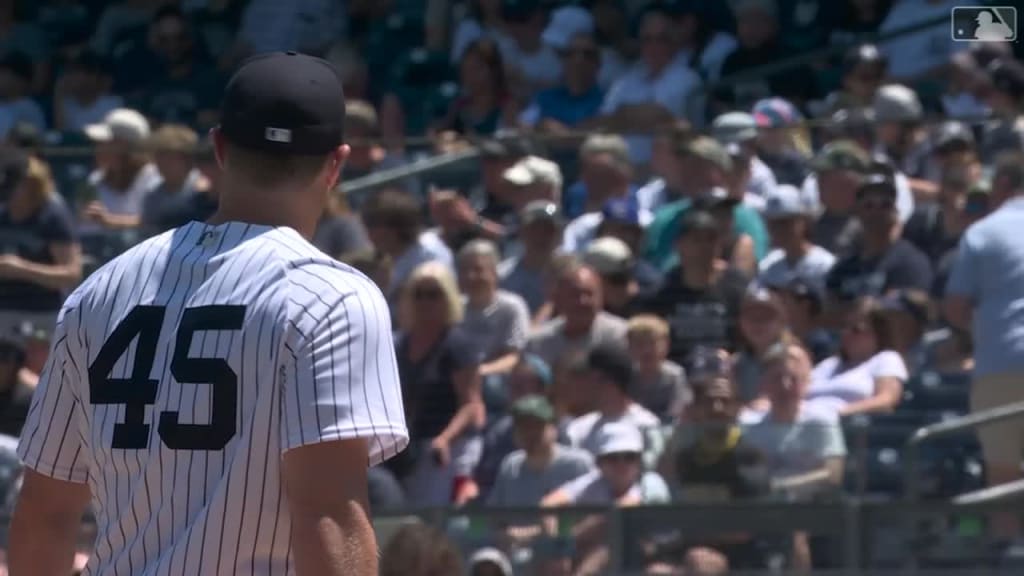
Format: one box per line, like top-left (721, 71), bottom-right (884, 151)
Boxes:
top-left (17, 305), bottom-right (89, 483)
top-left (280, 264), bottom-right (409, 466)
top-left (871, 350), bottom-right (909, 382)
top-left (559, 469), bottom-right (601, 503)
top-left (505, 293), bottom-right (531, 351)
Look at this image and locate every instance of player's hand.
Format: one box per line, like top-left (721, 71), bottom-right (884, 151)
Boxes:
top-left (429, 437), bottom-right (450, 467)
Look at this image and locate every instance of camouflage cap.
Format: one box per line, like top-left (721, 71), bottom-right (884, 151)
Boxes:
top-left (812, 140), bottom-right (872, 174)
top-left (511, 394), bottom-right (556, 423)
top-left (678, 135), bottom-right (733, 172)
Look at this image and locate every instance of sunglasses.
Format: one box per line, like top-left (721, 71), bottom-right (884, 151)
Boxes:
top-left (600, 452), bottom-right (640, 464)
top-left (413, 287), bottom-right (444, 301)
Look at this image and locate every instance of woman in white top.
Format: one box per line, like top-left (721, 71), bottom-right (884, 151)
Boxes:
top-left (805, 298), bottom-right (907, 417)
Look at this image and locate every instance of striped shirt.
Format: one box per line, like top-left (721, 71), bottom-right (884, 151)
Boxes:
top-left (17, 220), bottom-right (408, 575)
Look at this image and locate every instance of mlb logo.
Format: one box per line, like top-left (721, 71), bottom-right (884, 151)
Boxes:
top-left (951, 6), bottom-right (1017, 42)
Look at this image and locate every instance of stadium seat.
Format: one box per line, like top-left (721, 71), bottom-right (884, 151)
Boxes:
top-left (365, 14), bottom-right (427, 98)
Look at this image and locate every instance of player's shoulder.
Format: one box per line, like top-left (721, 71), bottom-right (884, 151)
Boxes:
top-left (281, 256), bottom-right (384, 301)
top-left (65, 228), bottom-right (180, 309)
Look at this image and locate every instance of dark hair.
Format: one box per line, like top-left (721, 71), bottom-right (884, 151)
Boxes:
top-left (360, 188), bottom-right (423, 245)
top-left (380, 523), bottom-right (464, 576)
top-left (994, 150), bottom-right (1024, 193)
top-left (460, 38), bottom-right (507, 100)
top-left (586, 343), bottom-right (633, 392)
top-left (842, 298), bottom-right (895, 359)
top-left (222, 141), bottom-right (330, 189)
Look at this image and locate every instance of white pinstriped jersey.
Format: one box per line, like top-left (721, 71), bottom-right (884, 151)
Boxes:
top-left (17, 221), bottom-right (409, 575)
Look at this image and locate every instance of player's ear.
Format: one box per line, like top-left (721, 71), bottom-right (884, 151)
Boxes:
top-left (210, 127), bottom-right (228, 170)
top-left (325, 144), bottom-right (349, 189)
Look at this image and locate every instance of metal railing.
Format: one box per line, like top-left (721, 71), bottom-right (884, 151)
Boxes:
top-left (904, 400), bottom-right (1024, 503)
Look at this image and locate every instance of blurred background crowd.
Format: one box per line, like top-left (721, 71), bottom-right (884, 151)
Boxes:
top-left (0, 0), bottom-right (1021, 574)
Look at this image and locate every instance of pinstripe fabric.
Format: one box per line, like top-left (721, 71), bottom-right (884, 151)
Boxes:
top-left (17, 221), bottom-right (408, 575)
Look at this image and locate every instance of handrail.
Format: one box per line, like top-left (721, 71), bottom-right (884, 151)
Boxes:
top-left (903, 400), bottom-right (1024, 503)
top-left (338, 148), bottom-right (481, 196)
top-left (952, 478), bottom-right (1024, 505)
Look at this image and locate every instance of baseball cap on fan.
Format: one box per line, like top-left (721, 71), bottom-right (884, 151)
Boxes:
top-left (84, 108), bottom-right (150, 144)
top-left (219, 51), bottom-right (346, 155)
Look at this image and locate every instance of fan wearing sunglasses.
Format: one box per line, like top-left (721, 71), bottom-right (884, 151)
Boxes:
top-left (824, 173), bottom-right (933, 304)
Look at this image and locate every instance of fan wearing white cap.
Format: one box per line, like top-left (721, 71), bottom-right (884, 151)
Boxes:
top-left (80, 107), bottom-right (162, 231)
top-left (541, 421), bottom-right (670, 507)
top-left (757, 184), bottom-right (836, 294)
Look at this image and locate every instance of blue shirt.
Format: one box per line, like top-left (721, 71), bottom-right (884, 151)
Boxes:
top-left (563, 183), bottom-right (642, 220)
top-left (521, 85), bottom-right (604, 128)
top-left (947, 197), bottom-right (1024, 377)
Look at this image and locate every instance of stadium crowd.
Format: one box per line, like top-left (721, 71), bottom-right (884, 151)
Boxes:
top-left (0, 0), bottom-right (1022, 574)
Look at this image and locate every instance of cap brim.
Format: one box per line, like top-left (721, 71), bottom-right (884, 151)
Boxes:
top-left (84, 124), bottom-right (113, 142)
top-left (503, 166), bottom-right (533, 186)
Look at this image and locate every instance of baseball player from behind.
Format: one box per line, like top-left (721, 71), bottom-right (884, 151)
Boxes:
top-left (9, 52), bottom-right (408, 576)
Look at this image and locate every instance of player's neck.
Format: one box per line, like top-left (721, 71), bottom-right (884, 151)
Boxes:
top-left (210, 188), bottom-right (320, 240)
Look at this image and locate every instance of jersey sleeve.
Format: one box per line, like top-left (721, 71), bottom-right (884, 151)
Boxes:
top-left (17, 304), bottom-right (89, 483)
top-left (280, 263), bottom-right (409, 466)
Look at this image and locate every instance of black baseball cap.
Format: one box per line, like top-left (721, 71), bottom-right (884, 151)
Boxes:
top-left (219, 52), bottom-right (345, 155)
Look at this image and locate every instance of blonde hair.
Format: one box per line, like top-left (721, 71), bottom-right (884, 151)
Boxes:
top-left (148, 124), bottom-right (198, 154)
top-left (627, 314), bottom-right (670, 340)
top-left (397, 262), bottom-right (463, 332)
top-left (23, 156), bottom-right (56, 205)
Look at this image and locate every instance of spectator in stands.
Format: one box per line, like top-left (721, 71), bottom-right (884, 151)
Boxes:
top-left (488, 394), bottom-right (593, 509)
top-left (498, 0), bottom-right (560, 100)
top-left (591, 202), bottom-right (664, 298)
top-left (652, 373), bottom-right (765, 574)
top-left (776, 276), bottom-right (834, 363)
top-left (519, 21), bottom-right (604, 134)
top-left (872, 84), bottom-right (937, 200)
top-left (379, 522), bottom-right (464, 576)
top-left (0, 1), bottom-right (49, 93)
top-left (751, 97), bottom-right (810, 187)
top-left (666, 0), bottom-right (737, 82)
top-left (542, 422), bottom-right (670, 574)
top-left (581, 236), bottom-right (639, 319)
top-left (593, 5), bottom-right (703, 168)
top-left (825, 173), bottom-right (934, 302)
top-left (805, 298), bottom-right (907, 417)
top-left (52, 50), bottom-right (122, 133)
top-left (0, 52), bottom-right (45, 139)
top-left (878, 0), bottom-right (964, 82)
top-left (341, 100), bottom-right (410, 204)
top-left (820, 44), bottom-right (888, 116)
top-left (362, 188), bottom-right (453, 304)
top-left (312, 189), bottom-right (370, 260)
top-left (566, 344), bottom-right (660, 463)
top-left (91, 0), bottom-right (164, 57)
top-left (712, 111), bottom-right (777, 202)
top-left (80, 107), bottom-right (162, 230)
top-left (525, 262), bottom-right (627, 368)
top-left (805, 140), bottom-right (871, 256)
top-left (392, 262), bottom-right (484, 506)
top-left (980, 57), bottom-right (1024, 164)
top-left (324, 42), bottom-right (370, 102)
top-left (694, 188), bottom-right (757, 276)
top-left (451, 0), bottom-right (510, 64)
top-left (173, 136), bottom-right (219, 226)
top-left (549, 349), bottom-right (597, 421)
top-left (563, 134), bottom-right (634, 221)
top-left (340, 248), bottom-right (392, 294)
top-left (499, 200), bottom-right (562, 318)
top-left (942, 48), bottom-right (994, 121)
top-left (878, 289), bottom-right (932, 371)
top-left (759, 184), bottom-right (836, 292)
top-left (135, 6), bottom-right (223, 129)
top-left (0, 329), bottom-right (34, 437)
top-left (437, 38), bottom-right (513, 137)
top-left (626, 314), bottom-right (689, 424)
top-left (636, 121), bottom-right (693, 213)
top-left (637, 210), bottom-right (749, 365)
top-left (645, 136), bottom-right (768, 272)
top-left (743, 342), bottom-right (846, 571)
top-left (457, 239), bottom-right (530, 377)
top-left (0, 151), bottom-right (81, 337)
top-left (717, 0), bottom-right (815, 109)
top-left (225, 0), bottom-right (345, 65)
top-left (139, 123), bottom-right (204, 237)
top-left (733, 286), bottom-right (795, 405)
top-left (945, 150), bottom-right (1024, 540)
top-left (564, 193), bottom-right (649, 256)
top-left (476, 354), bottom-right (563, 493)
